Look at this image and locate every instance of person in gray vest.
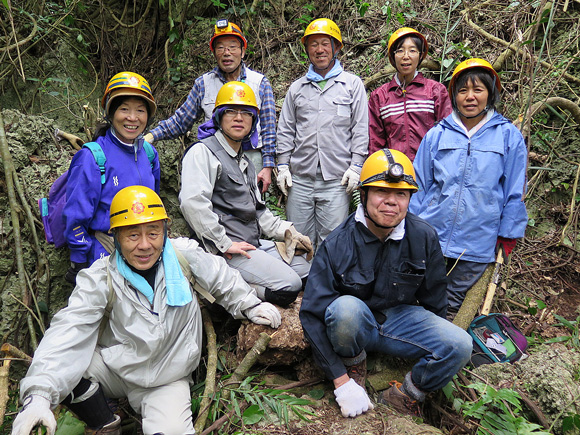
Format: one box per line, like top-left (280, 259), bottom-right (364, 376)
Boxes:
top-left (144, 20), bottom-right (276, 193)
top-left (180, 82), bottom-right (312, 307)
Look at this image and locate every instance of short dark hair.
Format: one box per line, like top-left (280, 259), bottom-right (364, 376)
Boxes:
top-left (451, 68), bottom-right (500, 110)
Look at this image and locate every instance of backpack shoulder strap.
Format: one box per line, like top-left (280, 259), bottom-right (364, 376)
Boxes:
top-left (172, 243), bottom-right (216, 304)
top-left (98, 255), bottom-right (117, 340)
top-left (83, 142), bottom-right (107, 185)
top-left (143, 141), bottom-right (155, 169)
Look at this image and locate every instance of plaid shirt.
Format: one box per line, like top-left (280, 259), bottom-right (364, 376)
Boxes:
top-left (150, 64), bottom-right (276, 168)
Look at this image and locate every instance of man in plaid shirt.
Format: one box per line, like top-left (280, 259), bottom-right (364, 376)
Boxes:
top-left (145, 20), bottom-right (276, 192)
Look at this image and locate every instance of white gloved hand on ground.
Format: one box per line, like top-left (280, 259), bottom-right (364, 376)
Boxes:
top-left (340, 166), bottom-right (361, 195)
top-left (276, 164), bottom-right (293, 196)
top-left (244, 302), bottom-right (282, 328)
top-left (11, 395), bottom-right (57, 435)
top-left (334, 378), bottom-right (374, 418)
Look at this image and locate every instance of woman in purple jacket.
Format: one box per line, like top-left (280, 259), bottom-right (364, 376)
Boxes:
top-left (63, 72), bottom-right (160, 283)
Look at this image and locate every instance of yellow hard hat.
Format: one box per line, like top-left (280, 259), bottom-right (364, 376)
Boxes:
top-left (301, 18), bottom-right (343, 49)
top-left (387, 27), bottom-right (428, 66)
top-left (360, 149), bottom-right (418, 191)
top-left (210, 20), bottom-right (247, 51)
top-left (214, 81), bottom-right (259, 111)
top-left (449, 58), bottom-right (501, 94)
top-left (101, 72), bottom-right (156, 118)
top-left (109, 186), bottom-right (168, 231)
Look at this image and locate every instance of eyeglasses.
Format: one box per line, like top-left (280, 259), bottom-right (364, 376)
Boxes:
top-left (215, 45), bottom-right (242, 55)
top-left (223, 109), bottom-right (254, 119)
top-left (394, 48), bottom-right (420, 57)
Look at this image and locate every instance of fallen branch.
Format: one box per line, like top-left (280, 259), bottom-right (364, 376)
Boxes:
top-left (0, 359), bottom-right (10, 423)
top-left (462, 8), bottom-right (580, 84)
top-left (0, 343), bottom-right (32, 422)
top-left (453, 264), bottom-right (495, 331)
top-left (515, 388), bottom-right (551, 430)
top-left (194, 307), bottom-right (218, 434)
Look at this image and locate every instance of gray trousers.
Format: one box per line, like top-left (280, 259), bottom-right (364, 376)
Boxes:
top-left (226, 239), bottom-right (310, 305)
top-left (445, 258), bottom-right (489, 311)
top-left (286, 170), bottom-right (350, 252)
top-left (86, 350), bottom-right (194, 435)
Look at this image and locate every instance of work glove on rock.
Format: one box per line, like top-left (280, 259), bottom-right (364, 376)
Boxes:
top-left (276, 164), bottom-right (292, 196)
top-left (244, 302), bottom-right (281, 328)
top-left (496, 237), bottom-right (517, 257)
top-left (340, 165), bottom-right (362, 195)
top-left (11, 395), bottom-right (57, 435)
top-left (275, 226), bottom-right (314, 264)
top-left (65, 261), bottom-right (88, 285)
top-left (334, 378), bottom-right (374, 418)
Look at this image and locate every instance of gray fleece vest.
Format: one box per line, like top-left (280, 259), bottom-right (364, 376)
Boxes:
top-left (201, 135), bottom-right (266, 248)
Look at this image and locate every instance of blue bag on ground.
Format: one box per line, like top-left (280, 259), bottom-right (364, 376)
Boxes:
top-left (467, 313), bottom-right (528, 367)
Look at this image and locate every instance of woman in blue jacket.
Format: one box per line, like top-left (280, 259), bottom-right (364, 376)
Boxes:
top-left (410, 58), bottom-right (528, 318)
top-left (63, 72), bottom-right (160, 283)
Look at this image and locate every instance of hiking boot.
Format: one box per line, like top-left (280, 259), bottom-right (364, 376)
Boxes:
top-left (379, 381), bottom-right (422, 417)
top-left (346, 358), bottom-right (367, 390)
top-left (85, 415), bottom-right (122, 435)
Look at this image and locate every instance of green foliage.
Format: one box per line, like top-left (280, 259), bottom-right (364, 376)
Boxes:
top-left (298, 3), bottom-right (315, 27)
top-left (456, 382), bottom-right (551, 435)
top-left (562, 413), bottom-right (580, 433)
top-left (204, 375), bottom-right (315, 431)
top-left (264, 191), bottom-right (286, 220)
top-left (354, 0), bottom-right (370, 17)
top-left (545, 314), bottom-right (580, 350)
top-left (525, 298), bottom-right (547, 316)
top-left (55, 411), bottom-right (85, 435)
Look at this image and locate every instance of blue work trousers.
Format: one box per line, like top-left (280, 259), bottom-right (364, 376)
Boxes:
top-left (325, 295), bottom-right (472, 392)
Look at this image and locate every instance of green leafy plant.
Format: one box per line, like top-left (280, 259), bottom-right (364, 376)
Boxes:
top-left (562, 413), bottom-right (580, 433)
top-left (526, 298), bottom-right (547, 316)
top-left (457, 382), bottom-right (551, 435)
top-left (354, 0), bottom-right (370, 17)
top-left (545, 314), bottom-right (580, 350)
top-left (298, 3), bottom-right (315, 27)
top-left (206, 375), bottom-right (316, 431)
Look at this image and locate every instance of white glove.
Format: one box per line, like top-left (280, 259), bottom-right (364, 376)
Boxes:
top-left (341, 166), bottom-right (361, 195)
top-left (11, 395), bottom-right (57, 435)
top-left (334, 379), bottom-right (374, 418)
top-left (276, 164), bottom-right (292, 196)
top-left (244, 302), bottom-right (281, 328)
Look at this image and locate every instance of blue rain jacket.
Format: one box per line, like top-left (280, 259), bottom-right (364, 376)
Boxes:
top-left (409, 111), bottom-right (528, 263)
top-left (63, 128), bottom-right (160, 264)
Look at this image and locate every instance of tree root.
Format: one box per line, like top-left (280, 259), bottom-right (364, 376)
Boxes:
top-left (0, 110), bottom-right (38, 351)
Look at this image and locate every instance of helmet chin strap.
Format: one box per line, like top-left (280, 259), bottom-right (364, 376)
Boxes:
top-left (456, 105), bottom-right (490, 120)
top-left (218, 125), bottom-right (244, 144)
top-left (361, 191), bottom-right (400, 230)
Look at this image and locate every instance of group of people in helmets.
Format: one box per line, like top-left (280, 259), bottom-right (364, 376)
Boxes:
top-left (12, 14), bottom-right (527, 435)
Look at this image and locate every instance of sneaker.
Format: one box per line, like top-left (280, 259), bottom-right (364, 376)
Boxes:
top-left (346, 358), bottom-right (367, 390)
top-left (378, 381), bottom-right (422, 417)
top-left (85, 415), bottom-right (122, 435)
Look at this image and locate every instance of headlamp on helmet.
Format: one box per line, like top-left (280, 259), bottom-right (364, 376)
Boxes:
top-left (216, 18), bottom-right (228, 29)
top-left (359, 149), bottom-right (419, 191)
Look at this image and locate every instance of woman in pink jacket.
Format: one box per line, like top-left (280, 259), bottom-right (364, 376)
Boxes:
top-left (368, 28), bottom-right (452, 161)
